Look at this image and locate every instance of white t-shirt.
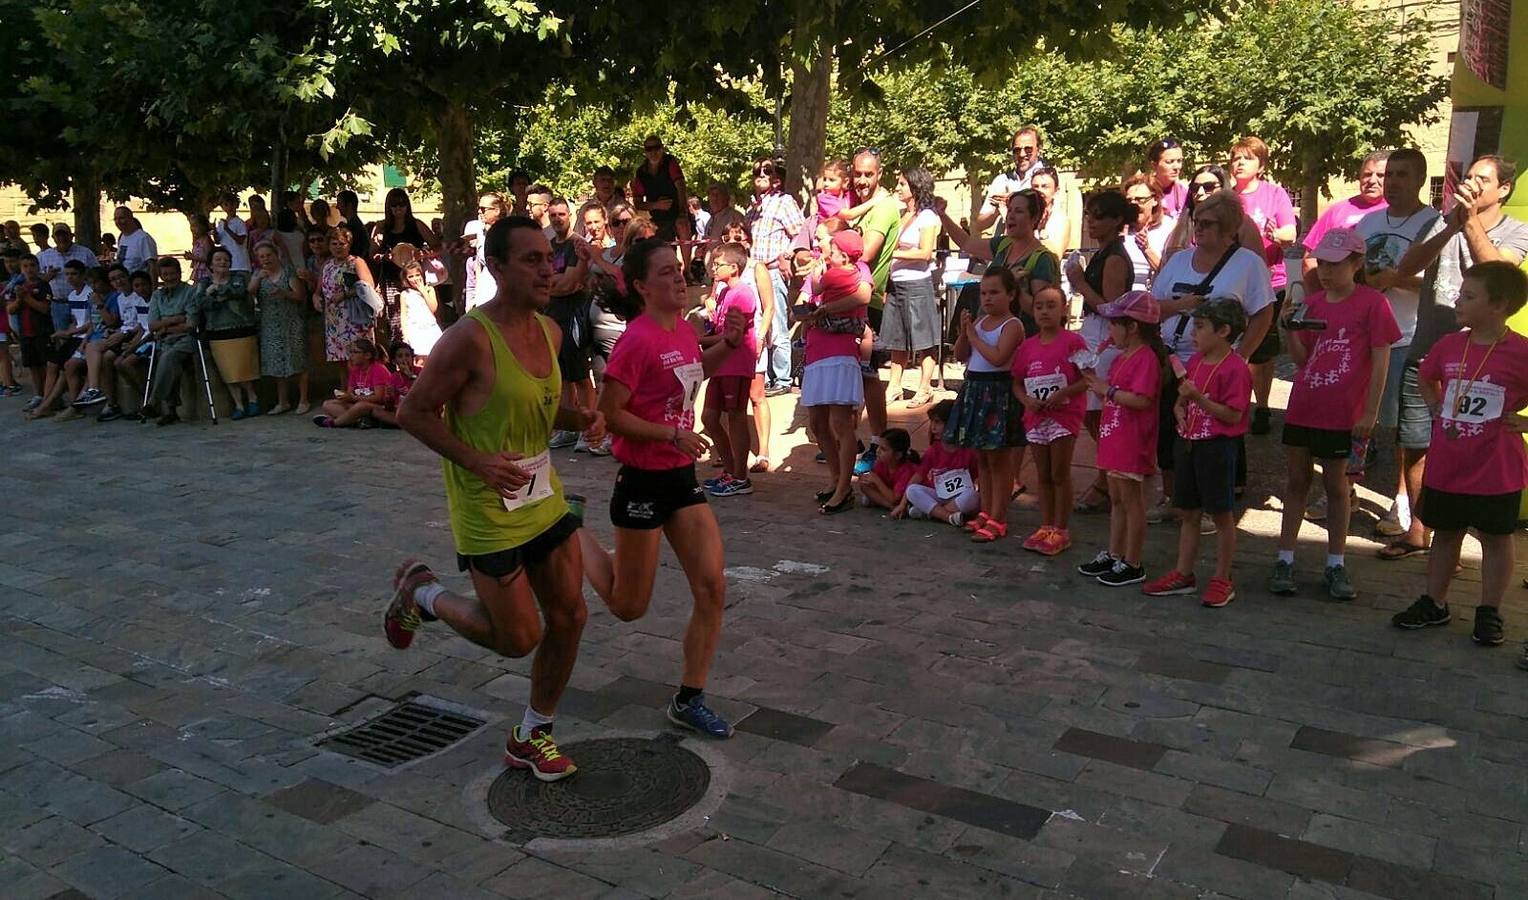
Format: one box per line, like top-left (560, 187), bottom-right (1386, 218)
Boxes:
top-left (1152, 246), bottom-right (1274, 362)
top-left (1354, 205), bottom-right (1441, 348)
top-left (1124, 216), bottom-right (1176, 291)
top-left (117, 229), bottom-right (158, 275)
top-left (889, 209), bottom-right (939, 282)
top-left (215, 218), bottom-right (251, 271)
top-left (118, 291), bottom-right (152, 334)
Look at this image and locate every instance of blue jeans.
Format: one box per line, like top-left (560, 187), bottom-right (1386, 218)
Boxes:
top-left (765, 267), bottom-right (792, 387)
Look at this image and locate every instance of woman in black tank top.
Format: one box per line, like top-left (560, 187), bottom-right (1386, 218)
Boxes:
top-left (372, 188), bottom-right (440, 344)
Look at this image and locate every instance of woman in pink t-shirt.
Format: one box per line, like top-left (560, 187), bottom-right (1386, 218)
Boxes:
top-left (1229, 135), bottom-right (1297, 433)
top-left (576, 238), bottom-right (747, 739)
top-left (1147, 138), bottom-right (1188, 219)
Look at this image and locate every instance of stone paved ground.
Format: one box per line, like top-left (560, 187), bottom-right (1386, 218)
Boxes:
top-left (3, 381), bottom-right (1528, 900)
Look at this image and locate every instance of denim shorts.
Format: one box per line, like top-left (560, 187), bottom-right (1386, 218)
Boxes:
top-left (1396, 362), bottom-right (1432, 450)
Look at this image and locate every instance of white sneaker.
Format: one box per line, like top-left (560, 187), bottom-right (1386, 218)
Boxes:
top-left (574, 436), bottom-right (591, 453)
top-left (549, 430), bottom-right (577, 449)
top-left (1146, 498), bottom-right (1171, 524)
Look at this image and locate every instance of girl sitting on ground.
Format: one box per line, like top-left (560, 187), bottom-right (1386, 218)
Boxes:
top-left (894, 400), bottom-right (981, 526)
top-left (856, 427), bottom-right (920, 510)
top-left (313, 337), bottom-right (396, 428)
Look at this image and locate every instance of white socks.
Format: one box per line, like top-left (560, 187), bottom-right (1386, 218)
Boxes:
top-left (1326, 554), bottom-right (1345, 568)
top-left (519, 706), bottom-right (554, 737)
top-left (1277, 550), bottom-right (1294, 565)
top-left (413, 582), bottom-right (445, 617)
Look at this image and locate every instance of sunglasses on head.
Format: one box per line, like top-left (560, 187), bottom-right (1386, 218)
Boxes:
top-left (855, 147), bottom-right (881, 158)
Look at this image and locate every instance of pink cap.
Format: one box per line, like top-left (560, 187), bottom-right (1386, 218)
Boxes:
top-left (1312, 227), bottom-right (1366, 262)
top-left (831, 230), bottom-right (864, 260)
top-left (1096, 290), bottom-right (1160, 324)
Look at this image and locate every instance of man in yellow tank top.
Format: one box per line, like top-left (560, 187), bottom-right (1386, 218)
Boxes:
top-left (388, 217), bottom-right (602, 782)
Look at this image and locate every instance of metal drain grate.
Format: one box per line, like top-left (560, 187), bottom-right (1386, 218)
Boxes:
top-left (319, 700), bottom-right (485, 767)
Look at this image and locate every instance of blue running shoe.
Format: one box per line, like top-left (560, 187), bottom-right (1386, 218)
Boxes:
top-left (667, 694), bottom-right (734, 738)
top-left (852, 443), bottom-right (877, 476)
top-left (702, 473), bottom-right (731, 491)
top-left (709, 477), bottom-right (752, 497)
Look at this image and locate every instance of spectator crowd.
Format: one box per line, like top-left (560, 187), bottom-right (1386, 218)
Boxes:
top-left (5, 128), bottom-right (1528, 666)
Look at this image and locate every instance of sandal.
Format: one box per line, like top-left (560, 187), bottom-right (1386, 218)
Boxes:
top-left (1377, 540), bottom-right (1429, 561)
top-left (750, 457), bottom-right (770, 474)
top-left (815, 487), bottom-right (836, 502)
top-left (970, 520), bottom-right (1008, 543)
top-left (1010, 484), bottom-right (1027, 501)
top-left (819, 496), bottom-right (854, 515)
top-left (963, 511), bottom-right (992, 533)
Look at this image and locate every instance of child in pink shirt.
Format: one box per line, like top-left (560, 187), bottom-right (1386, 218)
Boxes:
top-left (857, 427), bottom-right (919, 511)
top-left (1143, 300), bottom-right (1252, 607)
top-left (1012, 285), bottom-right (1090, 555)
top-left (894, 401), bottom-right (981, 526)
top-left (314, 337), bottom-right (396, 428)
top-left (1392, 262), bottom-right (1528, 648)
top-left (1078, 291), bottom-right (1164, 587)
top-left (1271, 228), bottom-right (1400, 601)
top-left (699, 243), bottom-right (758, 495)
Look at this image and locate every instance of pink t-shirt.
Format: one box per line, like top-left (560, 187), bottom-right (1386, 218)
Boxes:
top-left (1012, 330), bottom-right (1089, 436)
top-left (348, 361), bottom-right (396, 402)
top-left (817, 265), bottom-right (862, 304)
top-left (871, 457), bottom-right (917, 500)
top-left (604, 314), bottom-right (707, 471)
top-left (1301, 195), bottom-right (1387, 254)
top-left (1178, 351), bottom-right (1252, 440)
top-left (710, 281), bottom-right (758, 378)
top-left (1419, 330), bottom-right (1528, 496)
top-left (1095, 345), bottom-right (1161, 475)
top-left (1286, 285), bottom-right (1402, 431)
top-left (803, 261), bottom-right (871, 365)
top-left (1161, 181), bottom-right (1189, 219)
top-left (916, 439), bottom-right (979, 483)
top-left (392, 369), bottom-right (416, 402)
top-left (1239, 180), bottom-right (1296, 289)
top-left (815, 189), bottom-right (848, 220)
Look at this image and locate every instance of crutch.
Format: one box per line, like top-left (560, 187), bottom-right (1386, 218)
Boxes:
top-left (139, 339), bottom-right (157, 415)
top-left (192, 334), bottom-right (218, 425)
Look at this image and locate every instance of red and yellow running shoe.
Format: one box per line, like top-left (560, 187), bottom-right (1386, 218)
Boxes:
top-left (505, 725), bottom-right (577, 782)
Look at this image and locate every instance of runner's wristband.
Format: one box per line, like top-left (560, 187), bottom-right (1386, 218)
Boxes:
top-left (1107, 386), bottom-right (1118, 403)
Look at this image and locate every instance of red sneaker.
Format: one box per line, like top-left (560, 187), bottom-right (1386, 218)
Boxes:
top-left (383, 559), bottom-right (434, 650)
top-left (1201, 577), bottom-right (1236, 608)
top-left (1142, 570), bottom-right (1197, 597)
top-left (1040, 528), bottom-right (1072, 556)
top-left (505, 725), bottom-right (577, 782)
top-left (1021, 526), bottom-right (1054, 552)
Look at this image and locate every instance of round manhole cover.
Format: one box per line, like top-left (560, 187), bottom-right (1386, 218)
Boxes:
top-left (486, 736), bottom-right (710, 840)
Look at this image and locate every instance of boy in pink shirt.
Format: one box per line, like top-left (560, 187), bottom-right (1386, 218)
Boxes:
top-left (1270, 228), bottom-right (1401, 600)
top-left (699, 243), bottom-right (758, 496)
top-left (1143, 300), bottom-right (1252, 607)
top-left (1391, 262), bottom-right (1528, 650)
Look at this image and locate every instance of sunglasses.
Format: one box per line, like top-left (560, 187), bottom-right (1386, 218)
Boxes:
top-left (613, 218), bottom-right (632, 226)
top-left (1012, 145), bottom-right (1037, 153)
top-left (1190, 182), bottom-right (1218, 194)
top-left (643, 145), bottom-right (662, 152)
top-left (1126, 195), bottom-right (1155, 204)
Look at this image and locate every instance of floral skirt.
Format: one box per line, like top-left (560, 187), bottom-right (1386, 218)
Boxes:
top-left (944, 371), bottom-right (1025, 449)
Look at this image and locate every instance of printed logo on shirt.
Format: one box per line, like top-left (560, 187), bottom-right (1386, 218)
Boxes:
top-left (1301, 327), bottom-right (1353, 389)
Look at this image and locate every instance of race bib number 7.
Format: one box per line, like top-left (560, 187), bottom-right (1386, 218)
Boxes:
top-left (501, 449), bottom-right (555, 512)
top-left (1441, 379), bottom-right (1505, 425)
top-left (674, 362), bottom-right (704, 415)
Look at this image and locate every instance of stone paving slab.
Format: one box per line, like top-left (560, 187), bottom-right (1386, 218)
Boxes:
top-left (2, 383), bottom-right (1527, 899)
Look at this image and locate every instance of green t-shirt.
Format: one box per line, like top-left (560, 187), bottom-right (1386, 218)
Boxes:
top-left (858, 194), bottom-right (903, 309)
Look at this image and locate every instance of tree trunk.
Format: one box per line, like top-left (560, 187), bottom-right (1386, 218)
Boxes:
top-left (1298, 153), bottom-right (1321, 239)
top-left (784, 52), bottom-right (832, 198)
top-left (73, 172), bottom-right (102, 253)
top-left (435, 98), bottom-right (475, 311)
top-left (269, 125), bottom-right (288, 206)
